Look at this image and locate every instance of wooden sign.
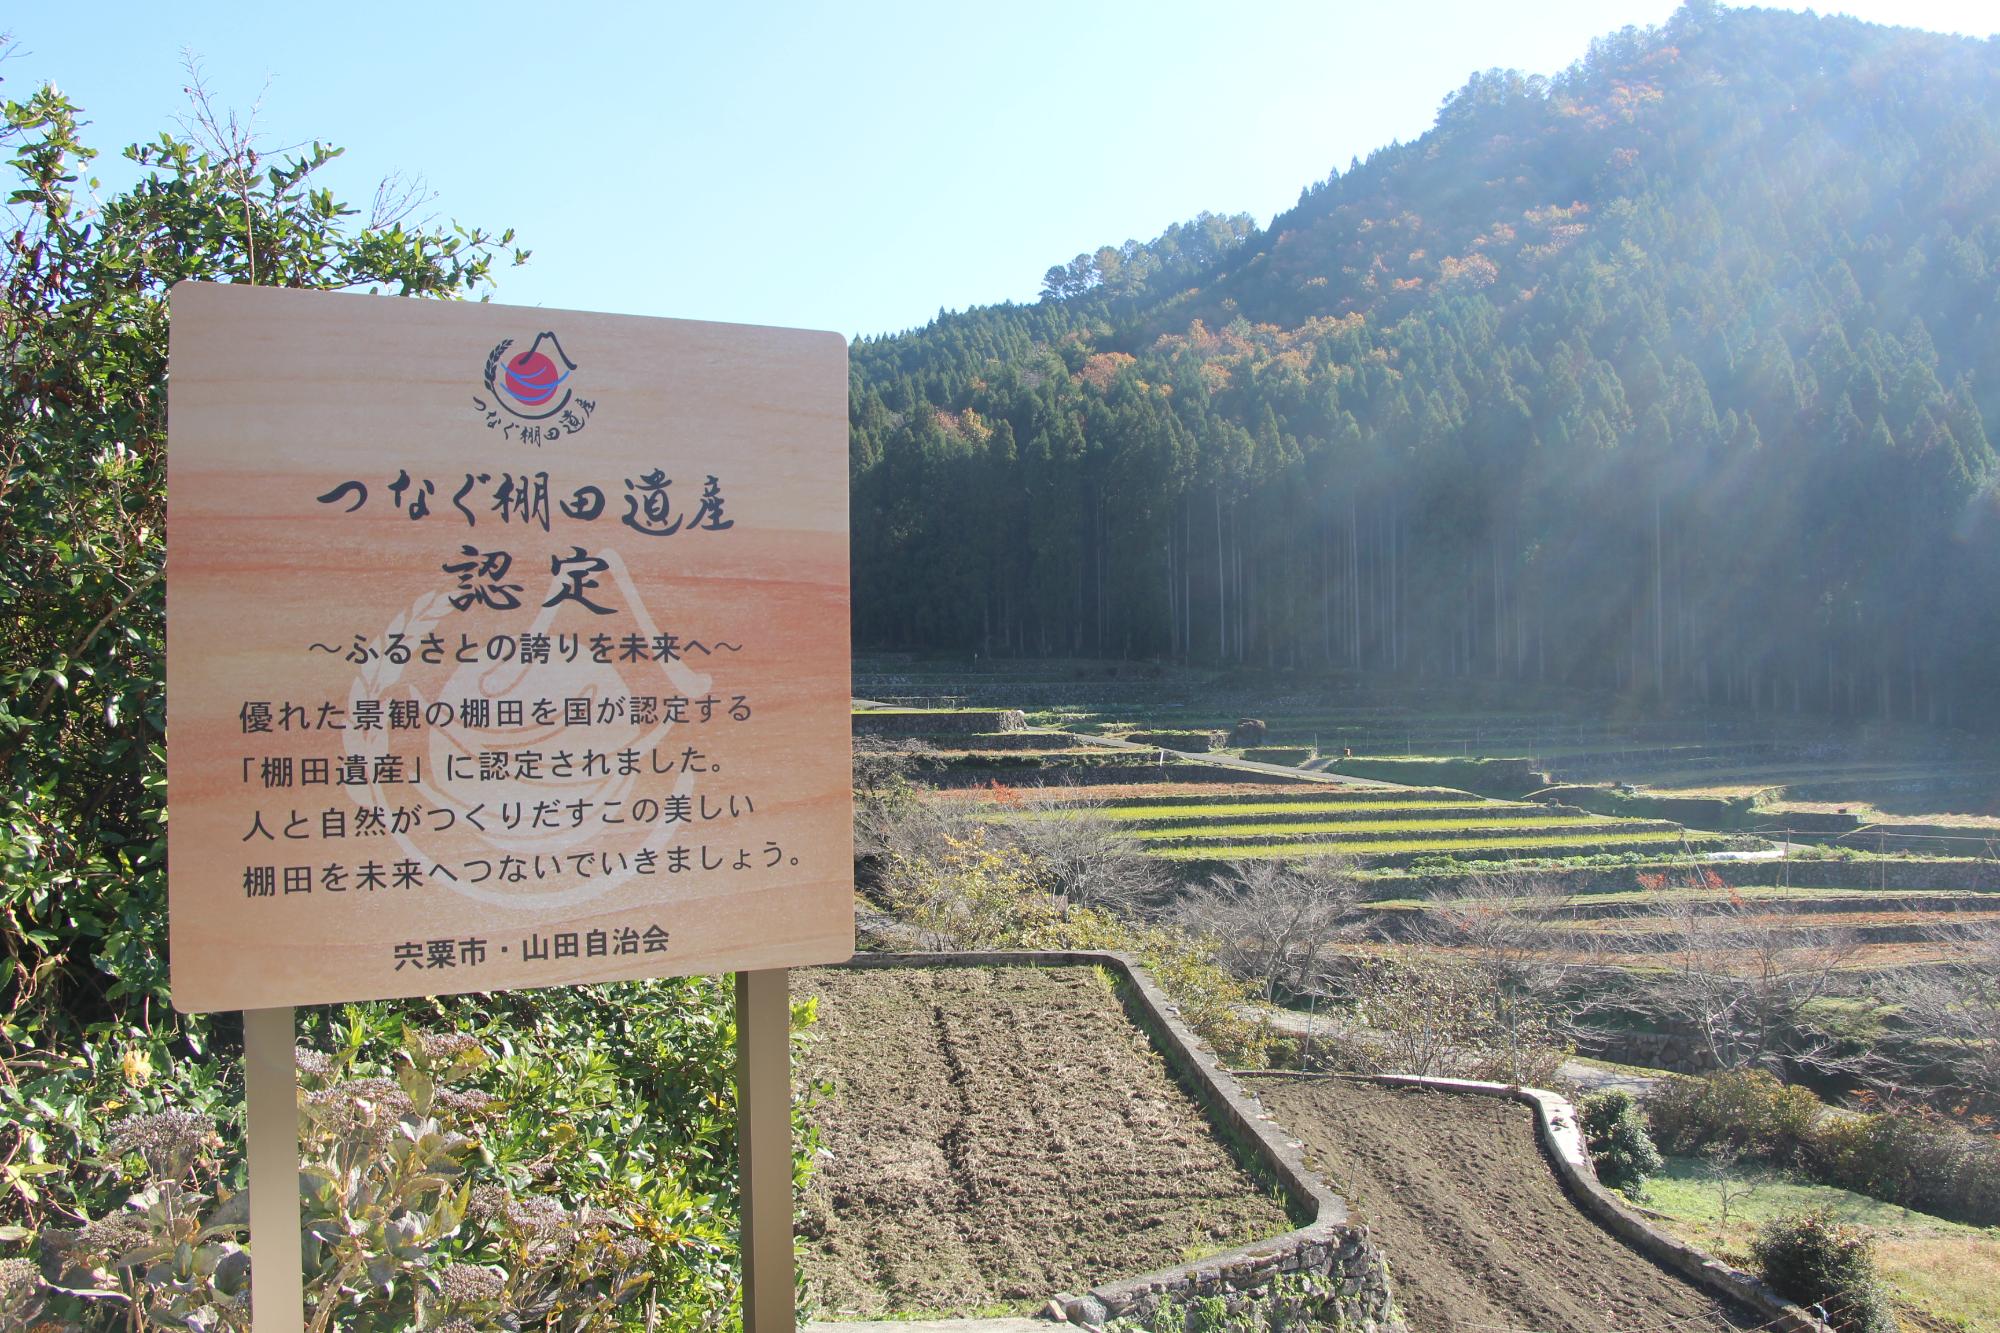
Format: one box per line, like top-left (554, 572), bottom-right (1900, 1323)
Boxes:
top-left (166, 282), bottom-right (854, 1012)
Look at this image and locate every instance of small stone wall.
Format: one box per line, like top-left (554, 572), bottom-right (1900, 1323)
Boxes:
top-left (1123, 729), bottom-right (1223, 752)
top-left (1575, 1029), bottom-right (1707, 1074)
top-left (829, 951), bottom-right (1403, 1330)
top-left (851, 708), bottom-right (1027, 738)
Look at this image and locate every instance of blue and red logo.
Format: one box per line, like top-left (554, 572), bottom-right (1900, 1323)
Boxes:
top-left (483, 332), bottom-right (576, 420)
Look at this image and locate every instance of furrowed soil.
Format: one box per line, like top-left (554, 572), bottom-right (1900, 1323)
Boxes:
top-left (1244, 1077), bottom-right (1757, 1333)
top-left (794, 966), bottom-right (1292, 1318)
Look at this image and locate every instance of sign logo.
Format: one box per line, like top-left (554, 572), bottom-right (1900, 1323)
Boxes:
top-left (473, 332), bottom-right (595, 445)
top-left (485, 331), bottom-right (576, 420)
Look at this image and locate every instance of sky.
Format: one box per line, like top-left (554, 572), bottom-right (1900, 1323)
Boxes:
top-left (7, 1), bottom-right (1996, 339)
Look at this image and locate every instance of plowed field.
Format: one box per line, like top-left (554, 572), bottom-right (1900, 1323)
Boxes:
top-left (794, 965), bottom-right (1293, 1318)
top-left (1243, 1076), bottom-right (1758, 1333)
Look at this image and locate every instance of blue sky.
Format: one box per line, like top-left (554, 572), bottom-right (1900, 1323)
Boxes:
top-left (8, 1), bottom-right (1995, 339)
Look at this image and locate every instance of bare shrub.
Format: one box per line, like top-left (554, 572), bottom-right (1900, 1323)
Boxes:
top-left (1406, 872), bottom-right (1596, 1079)
top-left (1871, 918), bottom-right (2000, 1104)
top-left (1637, 891), bottom-right (1861, 1074)
top-left (1001, 788), bottom-right (1171, 915)
top-left (1174, 855), bottom-right (1371, 1004)
top-left (1340, 952), bottom-right (1569, 1083)
top-left (851, 738), bottom-right (940, 862)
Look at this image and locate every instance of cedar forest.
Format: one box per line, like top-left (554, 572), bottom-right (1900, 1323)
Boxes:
top-left (848, 3), bottom-right (2000, 725)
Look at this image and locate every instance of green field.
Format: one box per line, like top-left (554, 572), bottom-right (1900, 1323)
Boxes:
top-left (1045, 798), bottom-right (1503, 821)
top-left (863, 658), bottom-right (1997, 884)
top-left (1150, 827), bottom-right (1705, 863)
top-left (993, 777), bottom-right (1732, 869)
top-left (1642, 1159), bottom-right (2000, 1331)
top-left (1127, 816), bottom-right (1645, 843)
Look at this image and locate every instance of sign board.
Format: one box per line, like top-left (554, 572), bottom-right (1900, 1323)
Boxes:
top-left (166, 282), bottom-right (854, 1012)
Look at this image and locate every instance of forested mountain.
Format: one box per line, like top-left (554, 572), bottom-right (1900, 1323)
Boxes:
top-left (848, 2), bottom-right (2000, 725)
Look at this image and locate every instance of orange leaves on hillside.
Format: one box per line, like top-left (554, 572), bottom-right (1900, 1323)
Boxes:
top-left (1524, 201), bottom-right (1592, 226)
top-left (1439, 253), bottom-right (1501, 290)
top-left (1148, 311), bottom-right (1364, 396)
top-left (931, 407), bottom-right (993, 443)
top-left (1078, 350), bottom-right (1136, 391)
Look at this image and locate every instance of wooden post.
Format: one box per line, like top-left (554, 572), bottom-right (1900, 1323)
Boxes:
top-left (737, 969), bottom-right (795, 1333)
top-left (243, 1007), bottom-right (303, 1333)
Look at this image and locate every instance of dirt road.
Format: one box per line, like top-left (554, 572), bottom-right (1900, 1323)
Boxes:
top-left (1244, 1076), bottom-right (1757, 1333)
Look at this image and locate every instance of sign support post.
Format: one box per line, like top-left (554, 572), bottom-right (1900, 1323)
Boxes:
top-left (736, 969), bottom-right (796, 1333)
top-left (244, 1006), bottom-right (304, 1333)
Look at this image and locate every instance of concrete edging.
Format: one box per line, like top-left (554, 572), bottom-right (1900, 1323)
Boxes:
top-left (826, 951), bottom-right (1402, 1328)
top-left (1238, 1071), bottom-right (1832, 1333)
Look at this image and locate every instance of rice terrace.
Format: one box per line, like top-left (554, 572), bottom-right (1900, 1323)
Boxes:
top-left (833, 654), bottom-right (2000, 1330)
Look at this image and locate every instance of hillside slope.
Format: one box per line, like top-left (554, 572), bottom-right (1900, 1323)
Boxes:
top-left (850, 2), bottom-right (2000, 727)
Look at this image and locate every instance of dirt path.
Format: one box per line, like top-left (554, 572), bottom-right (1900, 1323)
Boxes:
top-left (795, 966), bottom-right (1293, 1318)
top-left (1243, 1077), bottom-right (1757, 1333)
top-left (1055, 728), bottom-right (1406, 788)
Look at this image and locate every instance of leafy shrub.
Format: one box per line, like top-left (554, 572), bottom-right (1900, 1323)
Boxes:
top-left (1807, 1102), bottom-right (2000, 1227)
top-left (1645, 1077), bottom-right (2000, 1226)
top-left (26, 1029), bottom-right (665, 1332)
top-left (1643, 1068), bottom-right (1824, 1161)
top-left (6, 981), bottom-right (785, 1331)
top-left (0, 79), bottom-right (517, 1059)
top-left (0, 74), bottom-right (792, 1333)
top-left (1580, 1089), bottom-right (1664, 1193)
top-left (1750, 1209), bottom-right (1897, 1333)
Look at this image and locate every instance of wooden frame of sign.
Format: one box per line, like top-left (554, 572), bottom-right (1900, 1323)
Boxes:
top-left (166, 282), bottom-right (854, 1333)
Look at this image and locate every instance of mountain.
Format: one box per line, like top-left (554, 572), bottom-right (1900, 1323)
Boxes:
top-left (847, 2), bottom-right (2000, 726)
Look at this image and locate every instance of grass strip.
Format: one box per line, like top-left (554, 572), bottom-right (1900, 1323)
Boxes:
top-left (1150, 829), bottom-right (1706, 861)
top-left (1128, 815), bottom-right (1632, 843)
top-left (1018, 799), bottom-right (1511, 821)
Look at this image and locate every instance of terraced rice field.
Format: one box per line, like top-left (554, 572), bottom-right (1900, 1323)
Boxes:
top-left (1632, 760), bottom-right (2000, 799)
top-left (1566, 904), bottom-right (1997, 949)
top-left (1008, 783), bottom-right (1729, 868)
top-left (1369, 877), bottom-right (2000, 976)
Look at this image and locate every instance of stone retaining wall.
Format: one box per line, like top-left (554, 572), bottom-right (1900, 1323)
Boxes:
top-left (829, 951), bottom-right (1403, 1330)
top-left (1239, 1072), bottom-right (1832, 1333)
top-left (1123, 729), bottom-right (1223, 752)
top-left (851, 708), bottom-right (1027, 737)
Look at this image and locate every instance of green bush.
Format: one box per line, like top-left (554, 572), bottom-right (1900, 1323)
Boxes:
top-left (21, 1026), bottom-right (684, 1332)
top-left (1643, 1069), bottom-right (1824, 1162)
top-left (1808, 1104), bottom-right (2000, 1227)
top-left (0, 80), bottom-right (519, 1062)
top-left (1580, 1089), bottom-right (1664, 1193)
top-left (1750, 1209), bottom-right (1897, 1333)
top-left (0, 78), bottom-right (798, 1330)
top-left (7, 985), bottom-right (779, 1331)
